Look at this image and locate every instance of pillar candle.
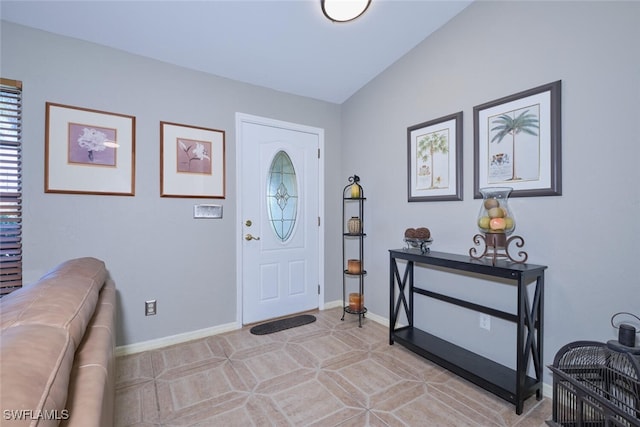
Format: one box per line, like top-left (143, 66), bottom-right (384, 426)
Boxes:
top-left (351, 184), bottom-right (360, 198)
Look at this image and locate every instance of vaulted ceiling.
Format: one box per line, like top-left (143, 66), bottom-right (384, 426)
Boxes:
top-left (1, 1), bottom-right (472, 103)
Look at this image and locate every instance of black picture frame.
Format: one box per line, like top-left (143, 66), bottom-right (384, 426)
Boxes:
top-left (407, 111), bottom-right (463, 202)
top-left (473, 80), bottom-right (561, 198)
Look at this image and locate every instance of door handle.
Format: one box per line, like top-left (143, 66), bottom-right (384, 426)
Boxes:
top-left (245, 233), bottom-right (261, 241)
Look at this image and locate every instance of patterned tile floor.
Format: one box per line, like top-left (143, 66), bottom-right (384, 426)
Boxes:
top-left (115, 308), bottom-right (551, 426)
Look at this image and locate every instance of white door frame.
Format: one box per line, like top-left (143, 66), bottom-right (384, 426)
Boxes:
top-left (235, 113), bottom-right (325, 325)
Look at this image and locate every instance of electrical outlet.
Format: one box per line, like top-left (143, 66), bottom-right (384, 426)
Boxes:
top-left (479, 313), bottom-right (491, 331)
top-left (145, 300), bottom-right (157, 316)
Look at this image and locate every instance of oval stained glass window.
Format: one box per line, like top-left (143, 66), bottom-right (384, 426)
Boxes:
top-left (267, 151), bottom-right (298, 242)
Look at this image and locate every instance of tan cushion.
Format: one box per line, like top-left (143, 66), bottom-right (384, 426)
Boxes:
top-left (0, 325), bottom-right (74, 427)
top-left (0, 257), bottom-right (109, 426)
top-left (61, 280), bottom-right (116, 427)
top-left (0, 257), bottom-right (107, 349)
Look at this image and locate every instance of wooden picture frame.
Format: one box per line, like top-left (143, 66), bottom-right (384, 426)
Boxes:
top-left (160, 121), bottom-right (226, 198)
top-left (473, 81), bottom-right (562, 198)
top-left (45, 102), bottom-right (136, 196)
top-left (407, 111), bottom-right (463, 202)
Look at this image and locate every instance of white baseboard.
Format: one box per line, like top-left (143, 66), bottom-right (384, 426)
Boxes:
top-left (115, 301), bottom-right (553, 399)
top-left (322, 300), bottom-right (343, 310)
top-left (542, 382), bottom-right (553, 399)
top-left (116, 302), bottom-right (350, 356)
top-left (116, 304), bottom-right (344, 356)
top-left (324, 299), bottom-right (389, 326)
top-left (115, 321), bottom-right (240, 357)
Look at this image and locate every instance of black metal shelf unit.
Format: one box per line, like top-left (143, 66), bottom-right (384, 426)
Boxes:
top-left (341, 175), bottom-right (366, 327)
top-left (389, 249), bottom-right (547, 415)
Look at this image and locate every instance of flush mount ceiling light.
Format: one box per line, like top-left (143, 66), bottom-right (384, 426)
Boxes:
top-left (321, 0), bottom-right (371, 23)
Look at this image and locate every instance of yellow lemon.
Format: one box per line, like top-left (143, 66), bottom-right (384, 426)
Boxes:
top-left (478, 216), bottom-right (491, 230)
top-left (504, 217), bottom-right (514, 230)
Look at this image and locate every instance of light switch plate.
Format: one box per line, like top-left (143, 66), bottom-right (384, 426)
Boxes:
top-left (194, 204), bottom-right (223, 219)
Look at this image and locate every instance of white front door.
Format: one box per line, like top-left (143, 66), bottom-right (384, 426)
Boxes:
top-left (236, 114), bottom-right (323, 325)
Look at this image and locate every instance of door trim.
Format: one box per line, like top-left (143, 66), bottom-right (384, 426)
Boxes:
top-left (235, 113), bottom-right (325, 325)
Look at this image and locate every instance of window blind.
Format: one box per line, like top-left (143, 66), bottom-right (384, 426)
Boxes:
top-left (0, 78), bottom-right (23, 296)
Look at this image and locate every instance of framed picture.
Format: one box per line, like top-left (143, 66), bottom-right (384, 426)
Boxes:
top-left (407, 111), bottom-right (463, 202)
top-left (473, 80), bottom-right (561, 198)
top-left (160, 121), bottom-right (226, 198)
top-left (45, 103), bottom-right (136, 196)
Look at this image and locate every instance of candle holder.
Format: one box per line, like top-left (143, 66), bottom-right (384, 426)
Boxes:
top-left (349, 175), bottom-right (362, 198)
top-left (348, 216), bottom-right (361, 234)
top-left (469, 187), bottom-right (528, 265)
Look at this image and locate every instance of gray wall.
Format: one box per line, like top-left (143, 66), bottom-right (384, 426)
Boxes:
top-left (0, 21), bottom-right (344, 346)
top-left (2, 0), bottom-right (639, 389)
top-left (342, 1), bottom-right (640, 384)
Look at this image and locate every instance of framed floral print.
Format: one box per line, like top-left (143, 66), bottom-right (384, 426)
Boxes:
top-left (45, 103), bottom-right (136, 196)
top-left (160, 121), bottom-right (226, 198)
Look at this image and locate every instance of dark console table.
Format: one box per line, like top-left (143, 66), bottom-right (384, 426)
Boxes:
top-left (389, 249), bottom-right (547, 414)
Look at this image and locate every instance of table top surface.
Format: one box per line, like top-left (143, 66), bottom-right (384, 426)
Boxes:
top-left (389, 248), bottom-right (547, 276)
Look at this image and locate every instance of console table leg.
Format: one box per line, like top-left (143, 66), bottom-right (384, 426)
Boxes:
top-left (389, 257), bottom-right (396, 344)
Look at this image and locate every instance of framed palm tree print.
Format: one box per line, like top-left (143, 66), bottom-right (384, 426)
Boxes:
top-left (473, 80), bottom-right (561, 198)
top-left (407, 112), bottom-right (463, 202)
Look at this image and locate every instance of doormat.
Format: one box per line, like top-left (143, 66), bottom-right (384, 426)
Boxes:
top-left (250, 314), bottom-right (316, 335)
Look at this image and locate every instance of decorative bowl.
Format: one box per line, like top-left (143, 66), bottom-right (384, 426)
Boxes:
top-left (404, 237), bottom-right (433, 253)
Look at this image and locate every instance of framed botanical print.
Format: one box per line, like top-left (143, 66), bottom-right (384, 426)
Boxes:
top-left (407, 111), bottom-right (463, 202)
top-left (473, 81), bottom-right (561, 198)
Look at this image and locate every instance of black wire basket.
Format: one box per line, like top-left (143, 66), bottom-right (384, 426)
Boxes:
top-left (548, 341), bottom-right (640, 427)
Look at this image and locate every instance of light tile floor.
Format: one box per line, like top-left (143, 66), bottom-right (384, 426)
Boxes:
top-left (115, 308), bottom-right (551, 426)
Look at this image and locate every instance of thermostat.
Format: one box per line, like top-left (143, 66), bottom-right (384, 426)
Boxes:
top-left (194, 204), bottom-right (223, 219)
